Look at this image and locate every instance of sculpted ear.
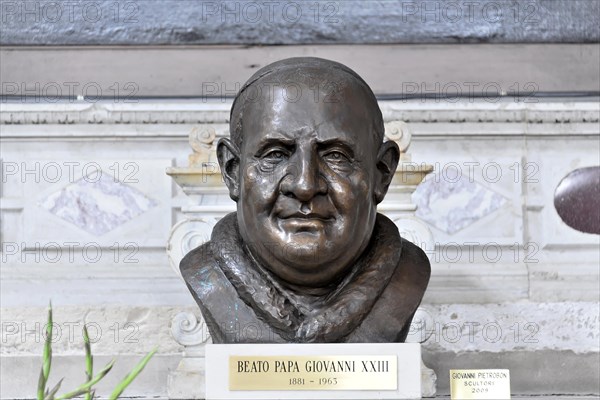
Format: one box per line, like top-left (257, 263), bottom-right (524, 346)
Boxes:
top-left (374, 140), bottom-right (400, 204)
top-left (217, 138), bottom-right (241, 202)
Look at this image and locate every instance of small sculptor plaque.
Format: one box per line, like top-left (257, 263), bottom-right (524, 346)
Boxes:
top-left (450, 369), bottom-right (511, 399)
top-left (230, 355), bottom-right (397, 391)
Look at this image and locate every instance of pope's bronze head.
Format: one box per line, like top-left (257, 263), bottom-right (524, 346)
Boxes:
top-left (217, 57), bottom-right (400, 289)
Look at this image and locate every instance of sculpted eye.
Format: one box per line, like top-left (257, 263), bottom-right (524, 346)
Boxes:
top-left (263, 150), bottom-right (288, 161)
top-left (323, 151), bottom-right (349, 163)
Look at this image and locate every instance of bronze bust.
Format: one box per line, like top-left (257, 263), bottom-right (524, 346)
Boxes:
top-left (180, 57), bottom-right (430, 343)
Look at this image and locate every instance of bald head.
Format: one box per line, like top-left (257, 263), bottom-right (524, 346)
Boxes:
top-left (229, 57), bottom-right (384, 150)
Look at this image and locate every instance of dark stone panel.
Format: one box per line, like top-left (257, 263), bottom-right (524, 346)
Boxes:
top-left (1, 0), bottom-right (599, 45)
top-left (423, 350), bottom-right (600, 395)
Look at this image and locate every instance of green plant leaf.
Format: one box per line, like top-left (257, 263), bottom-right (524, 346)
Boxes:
top-left (37, 302), bottom-right (53, 400)
top-left (83, 325), bottom-right (93, 400)
top-left (44, 378), bottom-right (63, 400)
top-left (35, 306), bottom-right (154, 400)
top-left (37, 367), bottom-right (46, 400)
top-left (54, 359), bottom-right (115, 400)
top-left (108, 347), bottom-right (157, 400)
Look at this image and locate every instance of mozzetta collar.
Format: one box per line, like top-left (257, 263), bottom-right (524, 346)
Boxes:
top-left (210, 212), bottom-right (403, 342)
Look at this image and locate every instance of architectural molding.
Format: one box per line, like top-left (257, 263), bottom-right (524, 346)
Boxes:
top-left (2, 100), bottom-right (598, 129)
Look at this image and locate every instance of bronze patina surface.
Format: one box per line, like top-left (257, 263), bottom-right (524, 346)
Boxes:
top-left (180, 57), bottom-right (430, 343)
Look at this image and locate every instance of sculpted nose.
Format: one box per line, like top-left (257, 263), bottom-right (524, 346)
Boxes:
top-left (281, 151), bottom-right (327, 201)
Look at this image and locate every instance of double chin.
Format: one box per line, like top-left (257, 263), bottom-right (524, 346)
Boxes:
top-left (253, 225), bottom-right (365, 288)
top-left (238, 207), bottom-right (375, 287)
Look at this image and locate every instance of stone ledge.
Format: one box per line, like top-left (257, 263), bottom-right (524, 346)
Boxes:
top-left (2, 352), bottom-right (598, 399)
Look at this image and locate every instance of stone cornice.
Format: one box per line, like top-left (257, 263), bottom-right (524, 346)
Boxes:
top-left (2, 100), bottom-right (598, 125)
top-left (1, 100), bottom-right (598, 140)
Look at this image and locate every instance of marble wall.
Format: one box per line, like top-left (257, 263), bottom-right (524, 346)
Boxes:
top-left (1, 99), bottom-right (598, 398)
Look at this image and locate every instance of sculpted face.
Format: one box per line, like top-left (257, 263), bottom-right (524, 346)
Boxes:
top-left (218, 70), bottom-right (399, 288)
